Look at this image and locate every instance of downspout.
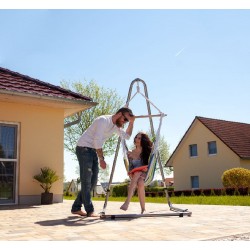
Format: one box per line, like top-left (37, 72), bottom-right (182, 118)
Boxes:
top-left (64, 112), bottom-right (82, 128)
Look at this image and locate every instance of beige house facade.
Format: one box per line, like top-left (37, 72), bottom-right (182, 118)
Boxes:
top-left (0, 67), bottom-right (97, 205)
top-left (166, 116), bottom-right (250, 191)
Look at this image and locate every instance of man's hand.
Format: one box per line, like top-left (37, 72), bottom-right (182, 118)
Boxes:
top-left (125, 113), bottom-right (135, 123)
top-left (99, 159), bottom-right (107, 169)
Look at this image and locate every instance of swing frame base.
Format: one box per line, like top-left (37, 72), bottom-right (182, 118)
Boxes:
top-left (100, 210), bottom-right (192, 220)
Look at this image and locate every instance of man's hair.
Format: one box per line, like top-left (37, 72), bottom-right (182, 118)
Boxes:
top-left (116, 107), bottom-right (134, 116)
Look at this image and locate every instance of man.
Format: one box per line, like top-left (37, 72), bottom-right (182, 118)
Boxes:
top-left (71, 107), bottom-right (135, 217)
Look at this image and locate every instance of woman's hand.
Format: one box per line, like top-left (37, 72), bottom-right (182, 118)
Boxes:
top-left (127, 151), bottom-right (132, 159)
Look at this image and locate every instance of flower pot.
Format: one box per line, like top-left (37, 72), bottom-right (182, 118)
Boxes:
top-left (41, 192), bottom-right (53, 205)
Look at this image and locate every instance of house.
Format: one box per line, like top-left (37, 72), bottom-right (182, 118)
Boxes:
top-left (66, 179), bottom-right (106, 197)
top-left (166, 116), bottom-right (250, 191)
top-left (164, 177), bottom-right (174, 187)
top-left (0, 67), bottom-right (97, 205)
top-left (65, 179), bottom-right (79, 195)
top-left (95, 182), bottom-right (106, 196)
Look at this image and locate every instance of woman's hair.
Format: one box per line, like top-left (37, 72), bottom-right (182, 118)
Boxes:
top-left (134, 132), bottom-right (153, 165)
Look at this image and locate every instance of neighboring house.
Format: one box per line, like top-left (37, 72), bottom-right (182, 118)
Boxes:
top-left (0, 67), bottom-right (97, 205)
top-left (65, 179), bottom-right (79, 195)
top-left (164, 177), bottom-right (174, 187)
top-left (95, 182), bottom-right (106, 196)
top-left (63, 181), bottom-right (71, 192)
top-left (66, 179), bottom-right (105, 197)
top-left (101, 181), bottom-right (121, 191)
top-left (166, 116), bottom-right (250, 191)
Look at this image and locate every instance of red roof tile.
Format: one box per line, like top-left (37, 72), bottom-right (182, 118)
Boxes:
top-left (0, 67), bottom-right (92, 102)
top-left (197, 116), bottom-right (250, 159)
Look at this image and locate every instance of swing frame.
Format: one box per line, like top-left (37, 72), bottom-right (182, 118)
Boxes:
top-left (100, 78), bottom-right (192, 219)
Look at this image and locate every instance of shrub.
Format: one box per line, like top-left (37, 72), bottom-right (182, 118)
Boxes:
top-left (190, 190), bottom-right (196, 196)
top-left (200, 189), bottom-right (205, 196)
top-left (210, 189), bottom-right (216, 196)
top-left (112, 183), bottom-right (128, 197)
top-left (222, 167), bottom-right (250, 189)
top-left (234, 189), bottom-right (240, 196)
top-left (33, 167), bottom-right (60, 193)
top-left (221, 189), bottom-right (227, 196)
top-left (170, 190), bottom-right (175, 197)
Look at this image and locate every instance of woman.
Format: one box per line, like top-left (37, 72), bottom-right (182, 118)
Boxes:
top-left (120, 132), bottom-right (153, 214)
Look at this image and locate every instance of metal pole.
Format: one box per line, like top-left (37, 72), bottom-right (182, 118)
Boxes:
top-left (101, 137), bottom-right (121, 215)
top-left (134, 114), bottom-right (167, 118)
top-left (136, 79), bottom-right (173, 209)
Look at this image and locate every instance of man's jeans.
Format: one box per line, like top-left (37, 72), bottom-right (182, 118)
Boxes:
top-left (71, 146), bottom-right (99, 215)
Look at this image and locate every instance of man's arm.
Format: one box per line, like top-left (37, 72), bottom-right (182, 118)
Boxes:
top-left (96, 148), bottom-right (104, 160)
top-left (125, 115), bottom-right (135, 136)
top-left (96, 148), bottom-right (106, 169)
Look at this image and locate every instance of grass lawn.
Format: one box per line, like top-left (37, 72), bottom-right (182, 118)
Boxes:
top-left (64, 195), bottom-right (250, 206)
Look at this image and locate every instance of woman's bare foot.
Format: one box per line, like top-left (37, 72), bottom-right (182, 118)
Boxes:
top-left (141, 209), bottom-right (145, 214)
top-left (120, 203), bottom-right (128, 211)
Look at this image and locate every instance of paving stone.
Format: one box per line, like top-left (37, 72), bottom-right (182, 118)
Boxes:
top-left (1, 200), bottom-right (250, 242)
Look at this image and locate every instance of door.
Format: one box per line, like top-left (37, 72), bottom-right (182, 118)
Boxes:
top-left (0, 123), bottom-right (18, 205)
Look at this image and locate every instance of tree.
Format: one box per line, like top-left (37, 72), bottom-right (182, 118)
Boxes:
top-left (157, 134), bottom-right (171, 177)
top-left (147, 130), bottom-right (171, 178)
top-left (61, 80), bottom-right (125, 179)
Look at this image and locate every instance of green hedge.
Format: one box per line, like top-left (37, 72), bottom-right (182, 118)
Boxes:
top-left (111, 183), bottom-right (173, 197)
top-left (111, 183), bottom-right (249, 197)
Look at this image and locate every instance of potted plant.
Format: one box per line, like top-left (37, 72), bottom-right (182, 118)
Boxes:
top-left (33, 167), bottom-right (61, 205)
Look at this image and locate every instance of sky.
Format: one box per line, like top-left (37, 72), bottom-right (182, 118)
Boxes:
top-left (1, 2), bottom-right (250, 183)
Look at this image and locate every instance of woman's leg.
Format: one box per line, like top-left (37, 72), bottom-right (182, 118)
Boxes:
top-left (120, 171), bottom-right (142, 211)
top-left (137, 177), bottom-right (146, 214)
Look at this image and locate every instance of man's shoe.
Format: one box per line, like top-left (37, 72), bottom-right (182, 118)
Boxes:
top-left (71, 210), bottom-right (87, 216)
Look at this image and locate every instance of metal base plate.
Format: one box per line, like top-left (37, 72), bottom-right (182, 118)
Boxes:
top-left (100, 211), bottom-right (192, 220)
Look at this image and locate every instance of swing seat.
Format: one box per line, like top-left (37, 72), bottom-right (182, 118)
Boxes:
top-left (122, 137), bottom-right (158, 186)
top-left (128, 165), bottom-right (148, 175)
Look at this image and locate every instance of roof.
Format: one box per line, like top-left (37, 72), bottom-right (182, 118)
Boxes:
top-left (166, 116), bottom-right (250, 166)
top-left (0, 67), bottom-right (92, 102)
top-left (197, 116), bottom-right (250, 159)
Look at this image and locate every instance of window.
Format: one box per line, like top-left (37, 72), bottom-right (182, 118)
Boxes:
top-left (0, 125), bottom-right (17, 159)
top-left (191, 176), bottom-right (199, 189)
top-left (189, 144), bottom-right (198, 157)
top-left (0, 123), bottom-right (18, 204)
top-left (208, 141), bottom-right (217, 155)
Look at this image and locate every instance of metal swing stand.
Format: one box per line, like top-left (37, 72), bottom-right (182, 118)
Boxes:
top-left (100, 78), bottom-right (192, 219)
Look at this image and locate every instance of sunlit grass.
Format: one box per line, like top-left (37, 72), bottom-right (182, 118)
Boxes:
top-left (64, 195), bottom-right (250, 206)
